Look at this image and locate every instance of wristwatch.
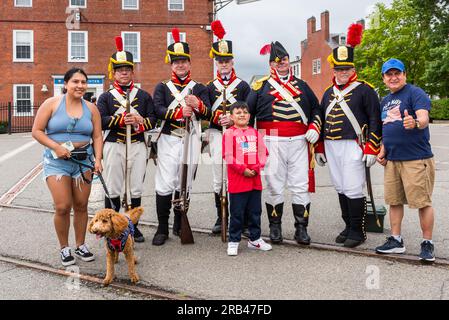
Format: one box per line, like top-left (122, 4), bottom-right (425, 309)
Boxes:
top-left (415, 119), bottom-right (421, 129)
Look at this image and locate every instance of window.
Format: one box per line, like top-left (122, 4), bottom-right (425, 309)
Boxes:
top-left (13, 30), bottom-right (33, 62)
top-left (13, 85), bottom-right (34, 116)
top-left (312, 58), bottom-right (321, 75)
top-left (14, 0), bottom-right (32, 7)
top-left (167, 31), bottom-right (186, 46)
top-left (70, 0), bottom-right (86, 8)
top-left (168, 0), bottom-right (184, 11)
top-left (339, 35), bottom-right (347, 46)
top-left (68, 31), bottom-right (88, 62)
top-left (122, 32), bottom-right (140, 62)
top-left (123, 0), bottom-right (139, 10)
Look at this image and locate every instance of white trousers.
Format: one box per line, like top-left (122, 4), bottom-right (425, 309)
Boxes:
top-left (264, 135), bottom-right (310, 206)
top-left (209, 128), bottom-right (227, 194)
top-left (155, 133), bottom-right (199, 196)
top-left (103, 141), bottom-right (148, 198)
top-left (325, 140), bottom-right (365, 199)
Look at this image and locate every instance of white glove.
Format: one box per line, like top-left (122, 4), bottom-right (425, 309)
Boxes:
top-left (362, 154), bottom-right (377, 167)
top-left (305, 129), bottom-right (319, 144)
top-left (315, 153), bottom-right (327, 167)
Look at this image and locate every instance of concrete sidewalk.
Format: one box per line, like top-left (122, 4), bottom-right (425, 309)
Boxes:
top-left (2, 206), bottom-right (449, 300)
top-left (1, 124), bottom-right (449, 299)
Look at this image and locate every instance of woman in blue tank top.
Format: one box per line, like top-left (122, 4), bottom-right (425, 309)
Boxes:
top-left (32, 68), bottom-right (103, 266)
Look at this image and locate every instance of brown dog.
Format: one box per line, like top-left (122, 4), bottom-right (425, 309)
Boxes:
top-left (88, 207), bottom-right (143, 286)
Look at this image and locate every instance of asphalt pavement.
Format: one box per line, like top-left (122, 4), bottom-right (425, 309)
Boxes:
top-left (1, 124), bottom-right (449, 300)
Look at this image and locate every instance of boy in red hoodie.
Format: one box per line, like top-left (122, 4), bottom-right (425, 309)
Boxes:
top-left (222, 102), bottom-right (272, 256)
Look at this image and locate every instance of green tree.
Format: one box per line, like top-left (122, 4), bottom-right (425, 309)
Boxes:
top-left (355, 0), bottom-right (448, 97)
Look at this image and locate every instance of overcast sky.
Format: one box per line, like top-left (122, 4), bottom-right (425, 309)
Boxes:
top-left (216, 0), bottom-right (393, 82)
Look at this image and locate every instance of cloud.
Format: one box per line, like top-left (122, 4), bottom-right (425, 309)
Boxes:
top-left (217, 0), bottom-right (393, 82)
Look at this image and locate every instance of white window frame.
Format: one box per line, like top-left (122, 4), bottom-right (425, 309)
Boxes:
top-left (122, 0), bottom-right (139, 10)
top-left (14, 0), bottom-right (32, 7)
top-left (121, 31), bottom-right (141, 62)
top-left (13, 30), bottom-right (34, 62)
top-left (13, 84), bottom-right (34, 116)
top-left (68, 31), bottom-right (88, 62)
top-left (312, 58), bottom-right (321, 75)
top-left (167, 31), bottom-right (186, 46)
top-left (168, 0), bottom-right (184, 11)
top-left (69, 0), bottom-right (87, 8)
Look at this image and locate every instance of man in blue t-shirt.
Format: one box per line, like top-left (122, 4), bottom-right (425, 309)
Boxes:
top-left (375, 58), bottom-right (436, 262)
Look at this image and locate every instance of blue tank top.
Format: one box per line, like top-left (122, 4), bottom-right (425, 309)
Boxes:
top-left (46, 95), bottom-right (93, 143)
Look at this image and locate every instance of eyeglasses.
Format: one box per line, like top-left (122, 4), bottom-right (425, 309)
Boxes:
top-left (67, 117), bottom-right (79, 133)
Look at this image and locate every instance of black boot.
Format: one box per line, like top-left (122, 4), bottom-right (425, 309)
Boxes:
top-left (344, 197), bottom-right (367, 248)
top-left (336, 193), bottom-right (351, 244)
top-left (293, 203), bottom-right (311, 245)
top-left (172, 191), bottom-right (182, 237)
top-left (105, 197), bottom-right (121, 212)
top-left (131, 198), bottom-right (145, 243)
top-left (152, 194), bottom-right (172, 246)
top-left (266, 203), bottom-right (283, 244)
top-left (211, 193), bottom-right (223, 234)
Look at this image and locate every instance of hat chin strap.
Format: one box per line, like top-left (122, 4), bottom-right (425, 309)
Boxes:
top-left (275, 69), bottom-right (290, 82)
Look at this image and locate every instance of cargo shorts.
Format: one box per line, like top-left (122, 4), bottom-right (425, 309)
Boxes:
top-left (384, 157), bottom-right (435, 209)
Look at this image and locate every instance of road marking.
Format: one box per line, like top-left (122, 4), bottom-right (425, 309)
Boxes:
top-left (0, 162), bottom-right (43, 205)
top-left (0, 140), bottom-right (37, 164)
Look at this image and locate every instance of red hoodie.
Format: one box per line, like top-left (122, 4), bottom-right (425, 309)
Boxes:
top-left (222, 125), bottom-right (268, 194)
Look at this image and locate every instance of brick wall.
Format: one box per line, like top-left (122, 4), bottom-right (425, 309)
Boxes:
top-left (0, 0), bottom-right (213, 104)
top-left (300, 11), bottom-right (334, 100)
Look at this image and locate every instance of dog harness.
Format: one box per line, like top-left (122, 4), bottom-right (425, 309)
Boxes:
top-left (106, 217), bottom-right (135, 252)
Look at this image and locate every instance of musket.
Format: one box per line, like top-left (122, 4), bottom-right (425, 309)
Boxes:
top-left (173, 88), bottom-right (194, 244)
top-left (122, 89), bottom-right (132, 211)
top-left (220, 86), bottom-right (229, 243)
top-left (359, 127), bottom-right (381, 228)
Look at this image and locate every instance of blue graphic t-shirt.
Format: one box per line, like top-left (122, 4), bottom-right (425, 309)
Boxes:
top-left (381, 84), bottom-right (433, 161)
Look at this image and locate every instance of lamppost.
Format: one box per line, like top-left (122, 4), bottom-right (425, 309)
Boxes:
top-left (211, 0), bottom-right (261, 20)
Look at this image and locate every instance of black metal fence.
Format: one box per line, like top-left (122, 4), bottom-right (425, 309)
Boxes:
top-left (0, 102), bottom-right (40, 134)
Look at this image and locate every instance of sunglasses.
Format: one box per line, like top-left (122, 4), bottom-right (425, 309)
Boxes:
top-left (67, 117), bottom-right (80, 133)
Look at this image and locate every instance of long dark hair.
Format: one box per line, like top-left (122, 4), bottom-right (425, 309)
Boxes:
top-left (63, 68), bottom-right (88, 94)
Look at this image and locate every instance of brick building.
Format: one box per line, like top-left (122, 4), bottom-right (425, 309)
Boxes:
top-left (300, 11), bottom-right (346, 98)
top-left (0, 0), bottom-right (213, 115)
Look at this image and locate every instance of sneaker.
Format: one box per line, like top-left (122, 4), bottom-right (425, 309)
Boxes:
top-left (227, 242), bottom-right (239, 256)
top-left (375, 236), bottom-right (406, 254)
top-left (248, 238), bottom-right (272, 251)
top-left (134, 226), bottom-right (145, 243)
top-left (60, 247), bottom-right (76, 267)
top-left (419, 240), bottom-right (435, 262)
top-left (74, 244), bottom-right (95, 262)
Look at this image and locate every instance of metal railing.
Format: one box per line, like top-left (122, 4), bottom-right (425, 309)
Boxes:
top-left (0, 102), bottom-right (40, 134)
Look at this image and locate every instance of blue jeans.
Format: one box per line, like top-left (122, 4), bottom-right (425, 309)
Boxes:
top-left (229, 190), bottom-right (262, 242)
top-left (42, 145), bottom-right (94, 181)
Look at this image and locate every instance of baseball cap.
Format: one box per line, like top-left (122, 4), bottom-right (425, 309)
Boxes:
top-left (382, 58), bottom-right (405, 74)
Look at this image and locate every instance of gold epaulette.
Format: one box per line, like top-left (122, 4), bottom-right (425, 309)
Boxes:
top-left (359, 80), bottom-right (375, 89)
top-left (324, 84), bottom-right (333, 92)
top-left (251, 75), bottom-right (270, 91)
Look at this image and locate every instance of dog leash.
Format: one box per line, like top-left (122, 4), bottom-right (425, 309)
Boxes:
top-left (68, 157), bottom-right (117, 211)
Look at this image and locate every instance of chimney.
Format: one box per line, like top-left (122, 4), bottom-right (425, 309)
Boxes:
top-left (307, 16), bottom-right (316, 37)
top-left (321, 11), bottom-right (330, 42)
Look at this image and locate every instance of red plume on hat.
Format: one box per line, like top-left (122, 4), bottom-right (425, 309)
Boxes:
top-left (346, 23), bottom-right (363, 47)
top-left (115, 36), bottom-right (124, 52)
top-left (171, 28), bottom-right (181, 43)
top-left (211, 20), bottom-right (226, 40)
top-left (260, 44), bottom-right (271, 55)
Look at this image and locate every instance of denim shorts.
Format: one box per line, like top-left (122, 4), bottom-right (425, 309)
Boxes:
top-left (42, 145), bottom-right (94, 181)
